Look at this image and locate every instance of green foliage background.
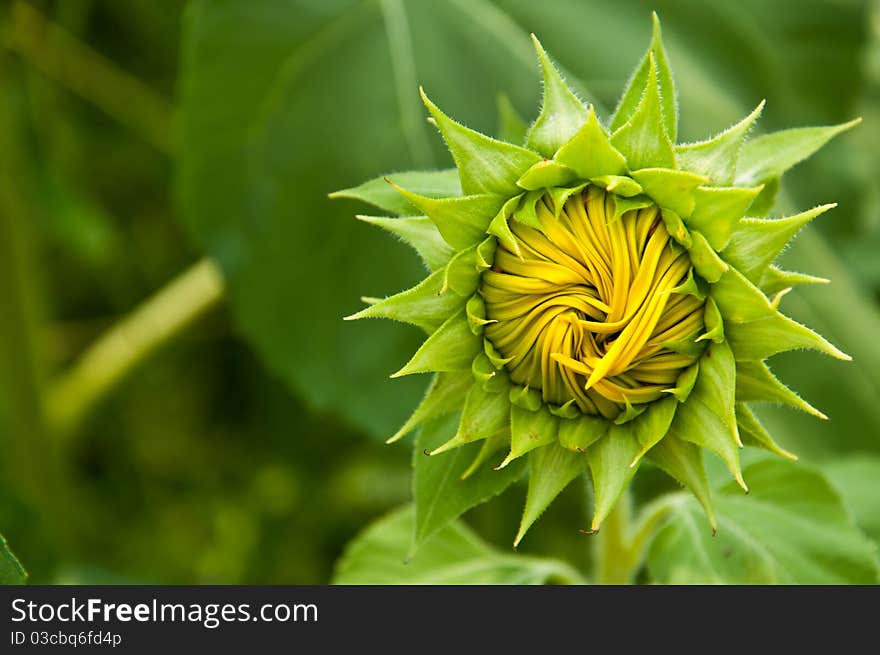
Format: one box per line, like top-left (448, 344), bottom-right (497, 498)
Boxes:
top-left (0, 0), bottom-right (877, 583)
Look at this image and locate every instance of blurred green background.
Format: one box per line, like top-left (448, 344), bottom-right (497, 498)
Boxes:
top-left (0, 0), bottom-right (877, 583)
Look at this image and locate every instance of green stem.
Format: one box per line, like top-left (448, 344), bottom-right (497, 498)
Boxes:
top-left (592, 492), bottom-right (636, 584)
top-left (0, 75), bottom-right (74, 553)
top-left (591, 491), bottom-right (679, 584)
top-left (46, 258), bottom-right (225, 439)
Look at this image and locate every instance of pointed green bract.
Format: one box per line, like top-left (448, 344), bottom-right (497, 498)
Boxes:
top-left (587, 428), bottom-right (641, 530)
top-left (392, 308), bottom-right (481, 377)
top-left (592, 175), bottom-right (643, 198)
top-left (526, 34), bottom-right (589, 157)
top-left (760, 266), bottom-right (828, 296)
top-left (487, 194), bottom-right (523, 256)
top-left (673, 342), bottom-right (746, 491)
top-left (555, 106), bottom-right (627, 180)
top-left (610, 12), bottom-right (677, 141)
top-left (356, 215), bottom-right (454, 271)
top-left (687, 230), bottom-right (728, 282)
top-left (421, 88), bottom-right (542, 196)
top-left (516, 444), bottom-right (586, 546)
top-left (611, 55), bottom-right (676, 171)
top-left (645, 433), bottom-right (716, 531)
top-left (329, 169), bottom-right (462, 215)
top-left (499, 405), bottom-right (558, 468)
top-left (442, 244), bottom-right (484, 296)
top-left (610, 194), bottom-right (655, 222)
top-left (687, 185), bottom-right (763, 250)
top-left (388, 372), bottom-right (473, 444)
top-left (630, 168), bottom-right (707, 216)
top-left (698, 297), bottom-right (724, 343)
top-left (722, 205), bottom-right (835, 284)
top-left (736, 118), bottom-right (861, 186)
top-left (390, 184), bottom-right (504, 250)
top-left (517, 160), bottom-right (578, 190)
top-left (660, 208), bottom-right (692, 247)
top-left (735, 359), bottom-right (826, 420)
top-left (346, 267), bottom-right (466, 332)
top-left (712, 268), bottom-right (850, 361)
top-left (558, 414), bottom-right (608, 452)
top-left (665, 362), bottom-right (699, 402)
top-left (736, 403), bottom-right (797, 460)
top-left (433, 383), bottom-right (509, 454)
top-left (628, 396), bottom-right (678, 465)
top-left (675, 102), bottom-right (763, 185)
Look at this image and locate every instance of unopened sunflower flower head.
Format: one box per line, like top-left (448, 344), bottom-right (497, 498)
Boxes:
top-left (334, 14), bottom-right (857, 544)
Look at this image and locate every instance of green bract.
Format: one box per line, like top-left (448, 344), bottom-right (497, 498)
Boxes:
top-left (334, 14), bottom-right (856, 545)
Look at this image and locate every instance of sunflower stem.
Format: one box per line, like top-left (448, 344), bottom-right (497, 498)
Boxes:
top-left (592, 490), bottom-right (636, 584)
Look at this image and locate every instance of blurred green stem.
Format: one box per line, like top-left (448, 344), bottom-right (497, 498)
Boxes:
top-left (0, 77), bottom-right (74, 553)
top-left (4, 1), bottom-right (175, 154)
top-left (591, 492), bottom-right (676, 584)
top-left (47, 258), bottom-right (225, 440)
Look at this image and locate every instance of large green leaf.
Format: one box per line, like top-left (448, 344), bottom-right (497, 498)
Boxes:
top-left (647, 460), bottom-right (879, 584)
top-left (0, 533), bottom-right (26, 585)
top-left (332, 505), bottom-right (583, 584)
top-left (821, 455), bottom-right (880, 544)
top-left (412, 414), bottom-right (526, 555)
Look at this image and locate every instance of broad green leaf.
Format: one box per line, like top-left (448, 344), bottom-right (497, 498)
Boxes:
top-left (412, 414), bottom-right (526, 555)
top-left (821, 456), bottom-right (880, 543)
top-left (735, 119), bottom-right (861, 186)
top-left (330, 169), bottom-right (461, 216)
top-left (0, 533), bottom-right (26, 585)
top-left (648, 460), bottom-right (879, 584)
top-left (333, 506), bottom-right (583, 584)
top-left (525, 34), bottom-right (589, 156)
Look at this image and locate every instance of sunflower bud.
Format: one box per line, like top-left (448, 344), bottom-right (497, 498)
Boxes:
top-left (336, 13), bottom-right (856, 544)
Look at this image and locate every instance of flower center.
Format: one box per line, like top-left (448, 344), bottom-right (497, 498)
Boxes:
top-left (482, 186), bottom-right (705, 419)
